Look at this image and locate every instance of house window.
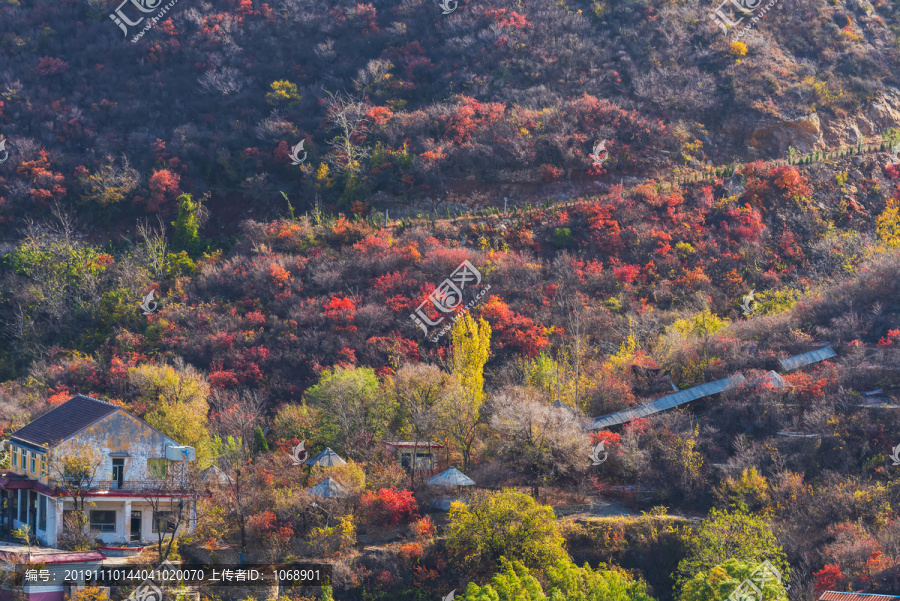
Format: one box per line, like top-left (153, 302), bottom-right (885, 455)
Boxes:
top-left (11, 447), bottom-right (17, 471)
top-left (147, 459), bottom-right (167, 478)
top-left (89, 510), bottom-right (116, 533)
top-left (41, 455), bottom-right (47, 477)
top-left (30, 453), bottom-right (36, 474)
top-left (152, 511), bottom-right (178, 533)
top-left (38, 495), bottom-right (47, 531)
top-left (63, 510), bottom-right (85, 532)
top-left (20, 450), bottom-right (26, 470)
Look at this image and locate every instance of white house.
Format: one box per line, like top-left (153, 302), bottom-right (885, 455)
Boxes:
top-left (0, 394), bottom-right (197, 548)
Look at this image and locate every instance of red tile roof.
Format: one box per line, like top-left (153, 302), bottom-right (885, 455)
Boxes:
top-left (821, 592), bottom-right (900, 601)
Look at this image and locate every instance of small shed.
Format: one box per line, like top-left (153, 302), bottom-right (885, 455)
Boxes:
top-left (383, 441), bottom-right (445, 474)
top-left (306, 478), bottom-right (349, 499)
top-left (305, 447), bottom-right (347, 467)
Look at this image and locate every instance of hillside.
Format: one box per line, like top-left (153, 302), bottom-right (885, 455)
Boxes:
top-left (0, 0), bottom-right (899, 232)
top-left (4, 0), bottom-right (900, 599)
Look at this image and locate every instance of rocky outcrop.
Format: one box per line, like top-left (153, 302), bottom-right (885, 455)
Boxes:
top-left (821, 87), bottom-right (900, 147)
top-left (742, 87), bottom-right (900, 158)
top-left (747, 113), bottom-right (822, 156)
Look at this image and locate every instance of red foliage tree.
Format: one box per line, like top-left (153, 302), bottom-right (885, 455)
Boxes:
top-left (146, 169), bottom-right (181, 213)
top-left (479, 295), bottom-right (548, 358)
top-left (813, 564), bottom-right (845, 595)
top-left (359, 488), bottom-right (419, 526)
top-left (33, 57), bottom-right (70, 76)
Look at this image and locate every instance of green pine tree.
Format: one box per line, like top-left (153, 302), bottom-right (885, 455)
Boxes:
top-left (253, 425), bottom-right (269, 453)
top-left (172, 194), bottom-right (201, 255)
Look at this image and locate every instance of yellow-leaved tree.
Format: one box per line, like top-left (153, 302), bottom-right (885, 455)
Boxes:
top-left (451, 313), bottom-right (491, 402)
top-left (876, 197), bottom-right (900, 248)
top-left (265, 80), bottom-right (300, 107)
top-left (127, 361), bottom-right (215, 467)
top-left (442, 313), bottom-right (491, 471)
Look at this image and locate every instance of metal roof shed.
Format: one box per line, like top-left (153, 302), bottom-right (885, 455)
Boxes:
top-left (591, 374), bottom-right (746, 430)
top-left (779, 346), bottom-right (836, 371)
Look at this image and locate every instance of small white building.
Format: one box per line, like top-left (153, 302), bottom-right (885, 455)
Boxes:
top-left (0, 395), bottom-right (196, 548)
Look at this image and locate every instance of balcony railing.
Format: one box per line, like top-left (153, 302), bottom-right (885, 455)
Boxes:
top-left (49, 478), bottom-right (185, 492)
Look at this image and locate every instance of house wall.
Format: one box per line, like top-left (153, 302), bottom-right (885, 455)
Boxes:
top-left (54, 412), bottom-right (179, 485)
top-left (52, 498), bottom-right (192, 546)
top-left (9, 491), bottom-right (53, 547)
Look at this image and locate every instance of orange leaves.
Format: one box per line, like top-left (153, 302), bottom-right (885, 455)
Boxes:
top-left (48, 386), bottom-right (71, 406)
top-left (590, 430), bottom-right (621, 447)
top-left (17, 150), bottom-right (66, 206)
top-left (420, 148), bottom-right (446, 162)
top-left (412, 516), bottom-right (435, 539)
top-left (399, 542), bottom-right (424, 561)
top-left (324, 294), bottom-right (357, 327)
top-left (360, 488), bottom-right (419, 526)
top-left (813, 565), bottom-right (845, 595)
top-left (484, 8), bottom-right (530, 28)
top-left (444, 96), bottom-right (505, 145)
top-left (784, 365), bottom-right (837, 403)
top-left (366, 106), bottom-right (394, 126)
top-left (268, 263), bottom-right (293, 297)
top-left (269, 221), bottom-right (303, 240)
top-left (612, 264), bottom-right (640, 284)
top-left (147, 169), bottom-right (181, 213)
top-left (236, 0), bottom-right (259, 17)
top-left (540, 164), bottom-right (563, 182)
top-left (480, 295), bottom-right (548, 358)
top-left (877, 328), bottom-right (900, 348)
top-left (742, 162), bottom-right (812, 208)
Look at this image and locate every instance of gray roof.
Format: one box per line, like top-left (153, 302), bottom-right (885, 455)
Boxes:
top-left (550, 400), bottom-right (576, 414)
top-left (305, 447), bottom-right (347, 467)
top-left (756, 371), bottom-right (788, 387)
top-left (426, 467), bottom-right (475, 487)
top-left (306, 477), bottom-right (349, 498)
top-left (778, 346), bottom-right (836, 371)
top-left (591, 374), bottom-right (747, 430)
top-left (10, 395), bottom-right (120, 448)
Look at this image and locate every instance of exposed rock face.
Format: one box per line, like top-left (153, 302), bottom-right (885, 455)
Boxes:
top-left (747, 113), bottom-right (822, 156)
top-left (742, 87), bottom-right (900, 158)
top-left (822, 87), bottom-right (900, 147)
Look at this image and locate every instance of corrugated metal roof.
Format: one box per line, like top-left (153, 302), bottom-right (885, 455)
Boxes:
top-left (10, 394), bottom-right (120, 447)
top-left (820, 592), bottom-right (900, 601)
top-left (779, 346), bottom-right (836, 371)
top-left (591, 374), bottom-right (746, 430)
